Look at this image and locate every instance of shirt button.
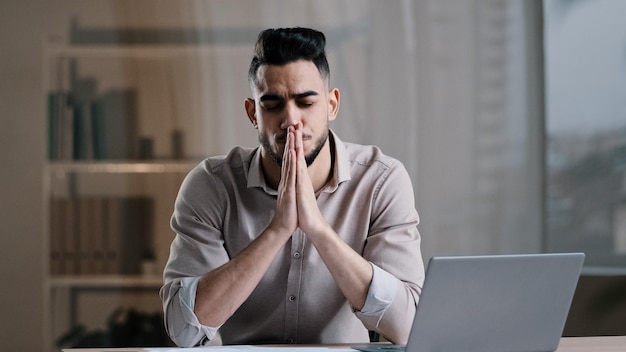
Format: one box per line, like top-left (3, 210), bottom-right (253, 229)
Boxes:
top-left (288, 295), bottom-right (296, 302)
top-left (293, 252), bottom-right (301, 259)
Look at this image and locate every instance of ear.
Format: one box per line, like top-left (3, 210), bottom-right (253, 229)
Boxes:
top-left (327, 88), bottom-right (340, 122)
top-left (245, 98), bottom-right (258, 128)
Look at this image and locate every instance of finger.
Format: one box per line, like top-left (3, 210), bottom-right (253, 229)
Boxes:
top-left (294, 125), bottom-right (313, 196)
top-left (285, 127), bottom-right (297, 189)
top-left (282, 127), bottom-right (292, 165)
top-left (294, 123), bottom-right (305, 163)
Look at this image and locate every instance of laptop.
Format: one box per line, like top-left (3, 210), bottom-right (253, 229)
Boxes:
top-left (353, 252), bottom-right (585, 352)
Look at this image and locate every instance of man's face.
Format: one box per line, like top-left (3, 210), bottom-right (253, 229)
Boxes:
top-left (246, 60), bottom-right (338, 167)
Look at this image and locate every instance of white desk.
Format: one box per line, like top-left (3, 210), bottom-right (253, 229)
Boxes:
top-left (556, 336), bottom-right (626, 352)
top-left (63, 336), bottom-right (626, 352)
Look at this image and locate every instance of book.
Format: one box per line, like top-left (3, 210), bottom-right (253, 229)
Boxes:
top-left (91, 100), bottom-right (106, 160)
top-left (47, 91), bottom-right (74, 160)
top-left (103, 196), bottom-right (155, 275)
top-left (72, 103), bottom-right (89, 160)
top-left (49, 198), bottom-right (63, 275)
top-left (102, 89), bottom-right (139, 160)
top-left (71, 76), bottom-right (97, 160)
top-left (104, 197), bottom-right (121, 274)
top-left (118, 197), bottom-right (154, 274)
top-left (59, 93), bottom-right (75, 160)
top-left (47, 92), bottom-right (61, 160)
top-left (77, 198), bottom-right (93, 274)
top-left (91, 198), bottom-right (107, 274)
top-left (60, 198), bottom-right (78, 275)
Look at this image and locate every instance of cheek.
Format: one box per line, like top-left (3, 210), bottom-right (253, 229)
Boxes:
top-left (307, 107), bottom-right (330, 126)
top-left (256, 117), bottom-right (280, 135)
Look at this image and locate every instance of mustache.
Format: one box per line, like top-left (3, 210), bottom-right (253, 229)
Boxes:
top-left (275, 131), bottom-right (311, 144)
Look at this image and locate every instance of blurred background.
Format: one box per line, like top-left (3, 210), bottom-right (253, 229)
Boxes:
top-left (1, 0), bottom-right (625, 351)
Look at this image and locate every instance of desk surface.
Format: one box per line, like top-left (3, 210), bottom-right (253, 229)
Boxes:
top-left (556, 336), bottom-right (626, 351)
top-left (63, 336), bottom-right (626, 352)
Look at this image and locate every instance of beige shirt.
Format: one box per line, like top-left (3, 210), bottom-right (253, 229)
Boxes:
top-left (160, 131), bottom-right (424, 347)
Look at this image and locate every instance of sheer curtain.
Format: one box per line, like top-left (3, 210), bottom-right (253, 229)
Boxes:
top-left (409, 0), bottom-right (545, 259)
top-left (100, 0), bottom-right (545, 261)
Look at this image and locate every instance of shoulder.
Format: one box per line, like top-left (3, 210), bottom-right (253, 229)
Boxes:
top-left (334, 136), bottom-right (413, 195)
top-left (203, 146), bottom-right (257, 173)
top-left (342, 141), bottom-right (403, 172)
top-left (186, 147), bottom-right (257, 178)
top-left (331, 132), bottom-right (410, 188)
top-left (180, 147), bottom-right (257, 191)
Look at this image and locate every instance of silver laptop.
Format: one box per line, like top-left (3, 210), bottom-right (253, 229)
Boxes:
top-left (353, 252), bottom-right (585, 352)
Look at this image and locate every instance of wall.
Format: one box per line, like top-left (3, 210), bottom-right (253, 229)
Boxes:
top-left (0, 0), bottom-right (48, 350)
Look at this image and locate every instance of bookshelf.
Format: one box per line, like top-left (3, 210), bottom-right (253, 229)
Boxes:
top-left (41, 40), bottom-right (223, 351)
top-left (43, 160), bottom-right (193, 351)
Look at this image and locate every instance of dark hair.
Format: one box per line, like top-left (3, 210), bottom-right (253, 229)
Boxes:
top-left (248, 27), bottom-right (330, 84)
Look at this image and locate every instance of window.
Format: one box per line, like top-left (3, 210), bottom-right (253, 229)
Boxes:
top-left (544, 0), bottom-right (626, 267)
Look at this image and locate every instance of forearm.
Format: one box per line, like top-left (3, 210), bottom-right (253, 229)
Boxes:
top-left (194, 226), bottom-right (290, 327)
top-left (307, 224), bottom-right (373, 310)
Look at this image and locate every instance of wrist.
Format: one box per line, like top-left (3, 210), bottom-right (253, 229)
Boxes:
top-left (265, 220), bottom-right (295, 241)
top-left (304, 220), bottom-right (334, 242)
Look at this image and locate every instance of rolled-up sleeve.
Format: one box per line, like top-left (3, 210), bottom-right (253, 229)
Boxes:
top-left (359, 263), bottom-right (398, 317)
top-left (160, 276), bottom-right (220, 347)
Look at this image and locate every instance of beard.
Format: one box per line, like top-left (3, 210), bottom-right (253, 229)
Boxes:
top-left (260, 127), bottom-right (329, 168)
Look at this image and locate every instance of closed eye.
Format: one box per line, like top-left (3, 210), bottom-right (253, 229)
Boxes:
top-left (261, 102), bottom-right (283, 111)
top-left (259, 94), bottom-right (284, 111)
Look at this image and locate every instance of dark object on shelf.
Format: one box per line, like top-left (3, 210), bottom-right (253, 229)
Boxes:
top-left (56, 308), bottom-right (171, 348)
top-left (139, 137), bottom-right (154, 160)
top-left (171, 129), bottom-right (184, 159)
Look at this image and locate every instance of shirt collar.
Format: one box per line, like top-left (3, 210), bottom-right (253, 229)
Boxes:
top-left (323, 130), bottom-right (352, 193)
top-left (247, 147), bottom-right (273, 193)
top-left (246, 129), bottom-right (352, 195)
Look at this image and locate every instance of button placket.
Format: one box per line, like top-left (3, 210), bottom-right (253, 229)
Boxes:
top-left (283, 230), bottom-right (305, 344)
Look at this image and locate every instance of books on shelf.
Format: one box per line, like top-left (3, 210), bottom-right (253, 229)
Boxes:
top-left (46, 54), bottom-right (194, 162)
top-left (49, 196), bottom-right (155, 276)
top-left (47, 88), bottom-right (140, 161)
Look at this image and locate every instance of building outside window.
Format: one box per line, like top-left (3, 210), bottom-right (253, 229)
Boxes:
top-left (544, 0), bottom-right (626, 268)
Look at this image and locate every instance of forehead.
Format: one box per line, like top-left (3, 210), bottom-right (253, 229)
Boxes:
top-left (252, 60), bottom-right (326, 96)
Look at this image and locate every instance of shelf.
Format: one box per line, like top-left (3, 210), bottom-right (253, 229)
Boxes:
top-left (49, 275), bottom-right (163, 289)
top-left (46, 160), bottom-right (199, 174)
top-left (46, 44), bottom-right (247, 59)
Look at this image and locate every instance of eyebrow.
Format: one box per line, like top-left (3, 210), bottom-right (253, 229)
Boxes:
top-left (259, 90), bottom-right (319, 102)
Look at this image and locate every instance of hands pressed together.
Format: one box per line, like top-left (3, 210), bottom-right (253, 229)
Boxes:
top-left (271, 123), bottom-right (329, 240)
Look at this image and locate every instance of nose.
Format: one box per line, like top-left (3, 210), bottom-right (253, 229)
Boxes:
top-left (280, 102), bottom-right (301, 129)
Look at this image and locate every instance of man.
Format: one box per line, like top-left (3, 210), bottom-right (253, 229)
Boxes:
top-left (160, 27), bottom-right (424, 347)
